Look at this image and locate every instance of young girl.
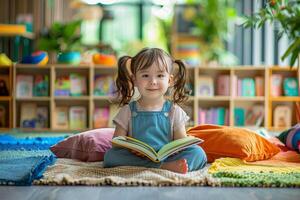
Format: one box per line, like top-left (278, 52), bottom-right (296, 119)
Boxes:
top-left (103, 48), bottom-right (207, 173)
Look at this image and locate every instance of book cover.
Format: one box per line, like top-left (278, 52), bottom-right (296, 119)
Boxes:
top-left (242, 78), bottom-right (255, 96)
top-left (198, 75), bottom-right (214, 96)
top-left (217, 75), bottom-right (230, 96)
top-left (70, 73), bottom-right (87, 96)
top-left (94, 107), bottom-right (109, 128)
top-left (245, 104), bottom-right (264, 127)
top-left (217, 107), bottom-right (226, 125)
top-left (283, 77), bottom-right (299, 96)
top-left (94, 75), bottom-right (116, 96)
top-left (16, 75), bottom-right (33, 97)
top-left (234, 108), bottom-right (245, 126)
top-left (255, 76), bottom-right (264, 96)
top-left (55, 76), bottom-right (70, 96)
top-left (112, 136), bottom-right (203, 162)
top-left (271, 74), bottom-right (283, 96)
top-left (36, 106), bottom-right (48, 128)
top-left (20, 103), bottom-right (37, 128)
top-left (53, 107), bottom-right (69, 129)
top-left (198, 108), bottom-right (206, 124)
top-left (69, 106), bottom-right (87, 129)
top-left (33, 75), bottom-right (49, 97)
top-left (273, 105), bottom-right (291, 128)
top-left (237, 79), bottom-right (242, 96)
top-left (232, 75), bottom-right (237, 97)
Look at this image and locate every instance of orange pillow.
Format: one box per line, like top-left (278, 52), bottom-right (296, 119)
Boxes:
top-left (187, 124), bottom-right (280, 163)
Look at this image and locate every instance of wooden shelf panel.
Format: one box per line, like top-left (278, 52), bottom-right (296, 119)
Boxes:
top-left (0, 96), bottom-right (12, 101)
top-left (233, 97), bottom-right (265, 101)
top-left (270, 97), bottom-right (300, 102)
top-left (16, 97), bottom-right (50, 101)
top-left (197, 96), bottom-right (230, 101)
top-left (54, 96), bottom-right (90, 100)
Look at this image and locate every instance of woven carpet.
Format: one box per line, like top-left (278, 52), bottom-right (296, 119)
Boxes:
top-left (34, 158), bottom-right (208, 186)
top-left (207, 152), bottom-right (300, 188)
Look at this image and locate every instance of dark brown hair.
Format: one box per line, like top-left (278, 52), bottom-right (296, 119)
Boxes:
top-left (115, 47), bottom-right (189, 106)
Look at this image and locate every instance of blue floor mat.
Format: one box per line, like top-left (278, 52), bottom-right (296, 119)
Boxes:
top-left (0, 134), bottom-right (65, 185)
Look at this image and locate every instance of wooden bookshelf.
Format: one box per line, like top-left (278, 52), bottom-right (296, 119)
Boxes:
top-left (12, 64), bottom-right (118, 132)
top-left (2, 63), bottom-right (299, 132)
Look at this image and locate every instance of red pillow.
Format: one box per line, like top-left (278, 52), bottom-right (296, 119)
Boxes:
top-left (50, 128), bottom-right (114, 162)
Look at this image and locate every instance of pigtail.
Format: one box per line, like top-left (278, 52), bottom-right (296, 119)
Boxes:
top-left (116, 56), bottom-right (134, 106)
top-left (172, 60), bottom-right (189, 104)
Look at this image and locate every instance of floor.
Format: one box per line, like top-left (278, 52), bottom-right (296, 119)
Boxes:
top-left (0, 186), bottom-right (299, 200)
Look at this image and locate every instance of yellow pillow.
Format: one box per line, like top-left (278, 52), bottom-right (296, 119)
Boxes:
top-left (187, 124), bottom-right (280, 163)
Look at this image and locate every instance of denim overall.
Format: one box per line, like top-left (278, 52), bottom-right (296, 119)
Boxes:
top-left (103, 101), bottom-right (207, 171)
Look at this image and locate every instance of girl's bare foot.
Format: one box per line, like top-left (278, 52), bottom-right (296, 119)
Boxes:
top-left (160, 159), bottom-right (188, 174)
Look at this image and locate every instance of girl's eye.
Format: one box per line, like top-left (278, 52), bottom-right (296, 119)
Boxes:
top-left (158, 74), bottom-right (165, 78)
top-left (141, 74), bottom-right (148, 78)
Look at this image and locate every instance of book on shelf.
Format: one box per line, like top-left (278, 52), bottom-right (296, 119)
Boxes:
top-left (271, 74), bottom-right (283, 96)
top-left (217, 75), bottom-right (230, 96)
top-left (283, 77), bottom-right (299, 96)
top-left (242, 78), bottom-right (255, 97)
top-left (245, 105), bottom-right (264, 127)
top-left (16, 75), bottom-right (33, 97)
top-left (33, 75), bottom-right (49, 97)
top-left (94, 107), bottom-right (109, 128)
top-left (112, 136), bottom-right (203, 162)
top-left (69, 106), bottom-right (87, 129)
top-left (70, 73), bottom-right (87, 96)
top-left (53, 107), bottom-right (69, 129)
top-left (198, 75), bottom-right (214, 96)
top-left (255, 76), bottom-right (264, 96)
top-left (20, 103), bottom-right (37, 128)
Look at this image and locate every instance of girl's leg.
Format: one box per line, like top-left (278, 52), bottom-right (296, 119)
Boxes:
top-left (103, 147), bottom-right (160, 168)
top-left (163, 145), bottom-right (207, 172)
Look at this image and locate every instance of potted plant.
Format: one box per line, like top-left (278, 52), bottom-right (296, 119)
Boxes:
top-left (38, 20), bottom-right (82, 64)
top-left (188, 0), bottom-right (238, 66)
top-left (243, 0), bottom-right (300, 68)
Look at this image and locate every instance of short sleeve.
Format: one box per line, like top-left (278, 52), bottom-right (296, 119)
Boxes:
top-left (172, 105), bottom-right (190, 132)
top-left (112, 105), bottom-right (131, 132)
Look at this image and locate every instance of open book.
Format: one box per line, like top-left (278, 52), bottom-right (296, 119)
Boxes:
top-left (112, 136), bottom-right (203, 162)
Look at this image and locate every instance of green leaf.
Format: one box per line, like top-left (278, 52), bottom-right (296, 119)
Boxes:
top-left (281, 37), bottom-right (300, 60)
top-left (289, 48), bottom-right (299, 67)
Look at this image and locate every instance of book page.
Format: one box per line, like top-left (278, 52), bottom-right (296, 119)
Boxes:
top-left (157, 136), bottom-right (202, 160)
top-left (112, 136), bottom-right (158, 161)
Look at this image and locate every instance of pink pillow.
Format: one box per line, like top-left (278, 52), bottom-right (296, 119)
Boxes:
top-left (50, 128), bottom-right (114, 162)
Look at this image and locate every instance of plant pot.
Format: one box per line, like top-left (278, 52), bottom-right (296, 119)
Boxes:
top-left (57, 52), bottom-right (81, 64)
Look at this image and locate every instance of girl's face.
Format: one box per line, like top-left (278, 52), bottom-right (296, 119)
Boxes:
top-left (134, 63), bottom-right (173, 101)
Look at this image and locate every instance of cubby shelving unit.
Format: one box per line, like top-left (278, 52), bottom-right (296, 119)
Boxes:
top-left (2, 64), bottom-right (299, 133)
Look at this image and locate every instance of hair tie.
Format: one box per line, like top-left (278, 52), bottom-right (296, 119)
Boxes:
top-left (125, 58), bottom-right (133, 76)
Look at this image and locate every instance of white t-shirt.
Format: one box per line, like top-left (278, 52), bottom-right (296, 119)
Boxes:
top-left (113, 102), bottom-right (189, 138)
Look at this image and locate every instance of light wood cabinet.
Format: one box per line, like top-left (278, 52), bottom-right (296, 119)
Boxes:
top-left (5, 64), bottom-right (300, 132)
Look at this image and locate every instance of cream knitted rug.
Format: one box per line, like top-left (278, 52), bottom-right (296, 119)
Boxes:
top-left (34, 158), bottom-right (208, 186)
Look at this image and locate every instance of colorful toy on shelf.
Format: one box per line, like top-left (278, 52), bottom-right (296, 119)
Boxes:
top-left (21, 51), bottom-right (48, 66)
top-left (57, 52), bottom-right (81, 64)
top-left (0, 53), bottom-right (13, 66)
top-left (93, 53), bottom-right (117, 66)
